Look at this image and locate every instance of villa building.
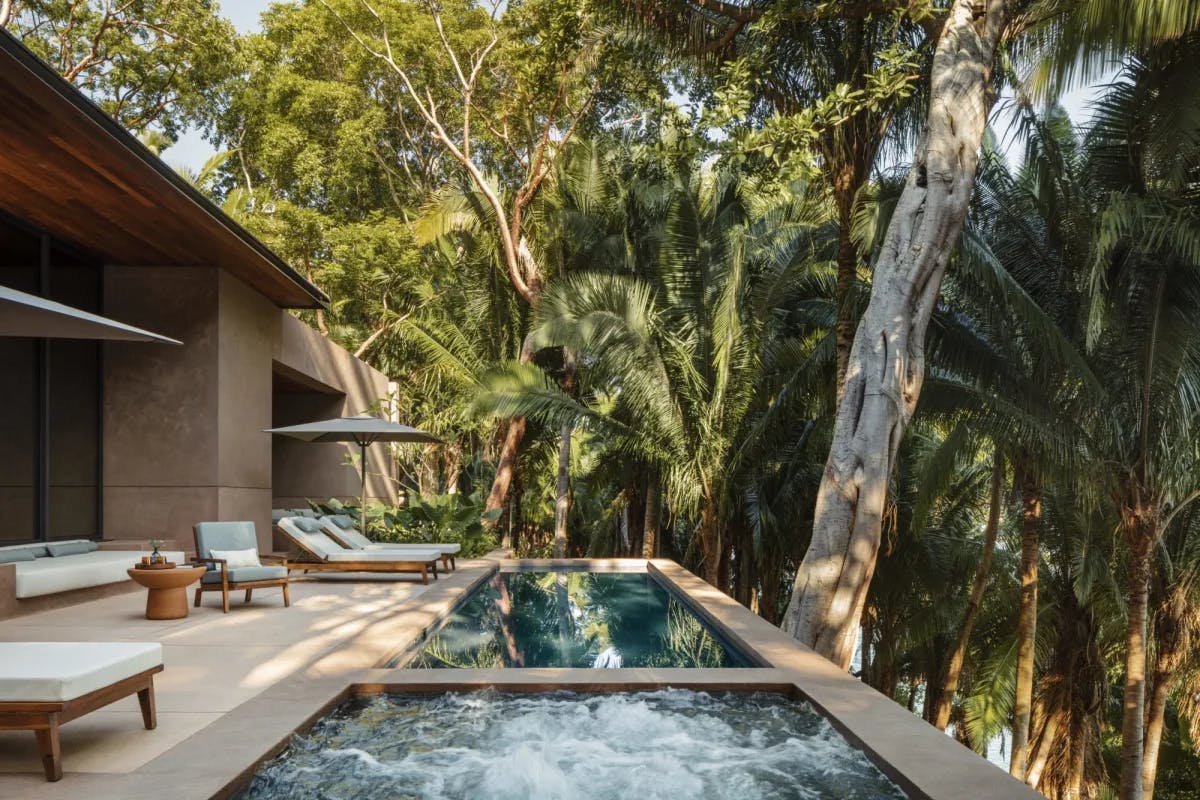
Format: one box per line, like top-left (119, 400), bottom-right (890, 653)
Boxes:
top-left (0, 31), bottom-right (397, 553)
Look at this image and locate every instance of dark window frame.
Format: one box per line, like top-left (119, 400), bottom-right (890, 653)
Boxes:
top-left (0, 210), bottom-right (104, 544)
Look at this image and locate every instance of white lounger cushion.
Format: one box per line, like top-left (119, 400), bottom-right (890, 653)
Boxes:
top-left (0, 642), bottom-right (162, 702)
top-left (14, 550), bottom-right (185, 599)
top-left (278, 519), bottom-right (440, 564)
top-left (318, 517), bottom-right (461, 555)
top-left (321, 549), bottom-right (442, 563)
top-left (360, 543), bottom-right (461, 554)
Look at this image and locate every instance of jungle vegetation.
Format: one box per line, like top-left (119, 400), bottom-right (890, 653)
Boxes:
top-left (7, 1), bottom-right (1200, 797)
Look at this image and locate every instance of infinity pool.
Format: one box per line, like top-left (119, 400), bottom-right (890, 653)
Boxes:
top-left (395, 570), bottom-right (751, 669)
top-left (234, 690), bottom-right (909, 799)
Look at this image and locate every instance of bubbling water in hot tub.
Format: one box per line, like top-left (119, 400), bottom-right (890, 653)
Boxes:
top-left (235, 689), bottom-right (908, 800)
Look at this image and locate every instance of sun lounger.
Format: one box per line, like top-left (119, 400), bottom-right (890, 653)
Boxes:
top-left (0, 642), bottom-right (162, 781)
top-left (276, 517), bottom-right (443, 584)
top-left (318, 515), bottom-right (460, 570)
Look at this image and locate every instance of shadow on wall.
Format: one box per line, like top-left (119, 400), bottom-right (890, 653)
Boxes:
top-left (269, 360), bottom-right (398, 512)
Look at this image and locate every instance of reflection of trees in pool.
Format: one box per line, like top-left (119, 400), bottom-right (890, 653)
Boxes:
top-left (645, 598), bottom-right (732, 668)
top-left (408, 572), bottom-right (740, 668)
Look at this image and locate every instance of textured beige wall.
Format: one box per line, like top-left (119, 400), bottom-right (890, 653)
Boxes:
top-left (270, 314), bottom-right (397, 511)
top-left (102, 266), bottom-right (221, 545)
top-left (216, 272), bottom-right (276, 549)
top-left (100, 266), bottom-right (394, 552)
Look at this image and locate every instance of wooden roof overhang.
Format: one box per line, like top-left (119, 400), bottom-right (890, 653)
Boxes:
top-left (0, 30), bottom-right (327, 309)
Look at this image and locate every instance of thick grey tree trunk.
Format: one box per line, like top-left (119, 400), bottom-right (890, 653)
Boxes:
top-left (780, 0), bottom-right (1013, 668)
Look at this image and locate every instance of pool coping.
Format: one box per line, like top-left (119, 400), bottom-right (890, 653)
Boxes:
top-left (107, 555), bottom-right (1040, 800)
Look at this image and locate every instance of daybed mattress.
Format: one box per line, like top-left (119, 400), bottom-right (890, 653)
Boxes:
top-left (0, 642), bottom-right (162, 702)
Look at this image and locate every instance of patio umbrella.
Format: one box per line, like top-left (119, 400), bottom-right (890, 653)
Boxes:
top-left (0, 285), bottom-right (181, 343)
top-left (265, 415), bottom-right (441, 515)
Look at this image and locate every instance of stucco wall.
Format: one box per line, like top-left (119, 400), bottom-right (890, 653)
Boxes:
top-left (100, 266), bottom-right (395, 552)
top-left (103, 266), bottom-right (222, 544)
top-left (270, 314), bottom-right (397, 511)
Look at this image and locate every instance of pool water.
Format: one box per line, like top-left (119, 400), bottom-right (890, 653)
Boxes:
top-left (399, 570), bottom-right (749, 669)
top-left (234, 690), bottom-right (909, 800)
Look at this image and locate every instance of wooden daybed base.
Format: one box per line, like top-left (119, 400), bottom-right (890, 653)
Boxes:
top-left (0, 666), bottom-right (161, 781)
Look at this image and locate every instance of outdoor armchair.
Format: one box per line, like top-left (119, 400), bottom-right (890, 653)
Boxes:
top-left (191, 521), bottom-right (290, 613)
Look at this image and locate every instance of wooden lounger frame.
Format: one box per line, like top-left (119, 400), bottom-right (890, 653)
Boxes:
top-left (319, 526), bottom-right (457, 572)
top-left (0, 665), bottom-right (162, 781)
top-left (279, 527), bottom-right (440, 585)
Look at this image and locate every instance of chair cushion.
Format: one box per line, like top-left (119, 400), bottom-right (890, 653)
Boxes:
top-left (14, 551), bottom-right (185, 598)
top-left (210, 548), bottom-right (260, 568)
top-left (46, 540), bottom-right (99, 557)
top-left (290, 517), bottom-right (324, 534)
top-left (319, 517), bottom-right (374, 549)
top-left (328, 515), bottom-right (356, 530)
top-left (0, 642), bottom-right (162, 702)
top-left (200, 565), bottom-right (287, 584)
top-left (278, 519), bottom-right (343, 560)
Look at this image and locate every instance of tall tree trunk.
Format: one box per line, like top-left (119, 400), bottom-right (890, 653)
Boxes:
top-left (1026, 707), bottom-right (1066, 790)
top-left (1010, 464), bottom-right (1042, 780)
top-left (553, 422), bottom-right (572, 559)
top-left (1143, 587), bottom-right (1187, 800)
top-left (933, 452), bottom-right (1003, 730)
top-left (1067, 720), bottom-right (1088, 800)
top-left (759, 546), bottom-right (781, 623)
top-left (718, 541), bottom-right (734, 594)
top-left (642, 475), bottom-right (660, 558)
top-left (485, 336), bottom-right (537, 532)
top-left (1120, 519), bottom-right (1157, 800)
top-left (780, 0), bottom-right (1013, 669)
top-left (552, 350), bottom-right (576, 559)
top-left (699, 499), bottom-right (721, 586)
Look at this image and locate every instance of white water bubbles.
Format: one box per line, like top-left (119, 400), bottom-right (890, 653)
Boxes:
top-left (236, 689), bottom-right (909, 800)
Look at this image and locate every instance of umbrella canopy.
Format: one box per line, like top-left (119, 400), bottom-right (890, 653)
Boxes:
top-left (266, 415), bottom-right (441, 514)
top-left (0, 285), bottom-right (181, 343)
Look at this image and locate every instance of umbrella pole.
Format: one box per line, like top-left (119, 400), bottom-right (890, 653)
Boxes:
top-left (360, 441), bottom-right (368, 530)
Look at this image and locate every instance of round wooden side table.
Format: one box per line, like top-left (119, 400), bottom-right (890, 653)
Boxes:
top-left (126, 566), bottom-right (208, 620)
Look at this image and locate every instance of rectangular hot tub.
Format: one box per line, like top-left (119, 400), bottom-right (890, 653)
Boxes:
top-left (233, 688), bottom-right (910, 799)
top-left (391, 568), bottom-right (754, 669)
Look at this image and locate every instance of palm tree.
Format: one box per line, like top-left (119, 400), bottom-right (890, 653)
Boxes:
top-left (476, 132), bottom-right (833, 588)
top-left (1077, 46), bottom-right (1200, 798)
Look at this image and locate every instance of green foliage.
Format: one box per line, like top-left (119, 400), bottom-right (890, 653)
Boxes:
top-left (314, 491), bottom-right (499, 559)
top-left (6, 0), bottom-right (237, 139)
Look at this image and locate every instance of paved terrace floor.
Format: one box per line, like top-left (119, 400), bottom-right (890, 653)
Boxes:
top-left (0, 574), bottom-right (432, 794)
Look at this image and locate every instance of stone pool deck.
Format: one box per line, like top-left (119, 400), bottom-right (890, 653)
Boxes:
top-left (0, 555), bottom-right (1040, 800)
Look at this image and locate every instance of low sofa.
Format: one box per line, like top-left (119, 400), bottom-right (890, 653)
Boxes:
top-left (0, 540), bottom-right (185, 619)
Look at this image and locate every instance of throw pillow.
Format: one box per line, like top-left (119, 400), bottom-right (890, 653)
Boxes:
top-left (209, 548), bottom-right (261, 568)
